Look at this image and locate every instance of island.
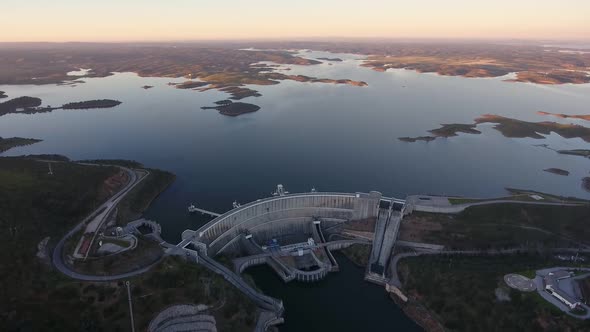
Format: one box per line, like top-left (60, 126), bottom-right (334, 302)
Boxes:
top-left (0, 91), bottom-right (6, 99)
top-left (400, 113), bottom-right (590, 143)
top-left (399, 123), bottom-right (481, 142)
top-left (201, 100), bottom-right (260, 116)
top-left (317, 57), bottom-right (343, 62)
top-left (61, 99), bottom-right (122, 109)
top-left (543, 168), bottom-right (570, 176)
top-left (475, 114), bottom-right (590, 141)
top-left (0, 137), bottom-right (42, 152)
top-left (0, 96), bottom-right (42, 115)
top-left (0, 96), bottom-right (122, 116)
top-left (398, 136), bottom-right (437, 143)
top-left (141, 85), bottom-right (153, 89)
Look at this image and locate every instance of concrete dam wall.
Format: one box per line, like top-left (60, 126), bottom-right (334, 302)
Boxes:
top-left (182, 191), bottom-right (382, 257)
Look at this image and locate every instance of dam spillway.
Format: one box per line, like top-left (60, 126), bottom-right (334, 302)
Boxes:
top-left (181, 191), bottom-right (383, 257)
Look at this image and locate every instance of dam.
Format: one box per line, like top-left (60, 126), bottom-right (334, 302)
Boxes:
top-left (180, 188), bottom-right (383, 256)
top-left (172, 186), bottom-right (407, 330)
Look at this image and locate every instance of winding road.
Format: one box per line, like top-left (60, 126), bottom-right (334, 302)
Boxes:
top-left (51, 164), bottom-right (155, 281)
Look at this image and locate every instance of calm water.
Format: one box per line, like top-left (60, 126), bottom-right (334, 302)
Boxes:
top-left (2, 49), bottom-right (590, 331)
top-left (246, 253), bottom-right (421, 332)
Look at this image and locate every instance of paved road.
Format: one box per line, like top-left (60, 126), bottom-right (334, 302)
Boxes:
top-left (52, 164), bottom-right (155, 281)
top-left (408, 195), bottom-right (586, 214)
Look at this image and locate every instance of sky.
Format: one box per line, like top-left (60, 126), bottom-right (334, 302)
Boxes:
top-left (2, 0), bottom-right (589, 42)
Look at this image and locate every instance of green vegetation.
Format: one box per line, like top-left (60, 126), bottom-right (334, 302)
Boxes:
top-left (401, 113), bottom-right (590, 143)
top-left (116, 168), bottom-right (176, 224)
top-left (447, 190), bottom-right (584, 205)
top-left (340, 244), bottom-right (371, 267)
top-left (402, 203), bottom-right (590, 249)
top-left (0, 156), bottom-right (255, 330)
top-left (475, 114), bottom-right (590, 142)
top-left (0, 156), bottom-right (118, 330)
top-left (61, 99), bottom-right (121, 109)
top-left (0, 137), bottom-right (42, 152)
top-left (128, 256), bottom-right (257, 331)
top-left (399, 255), bottom-right (590, 332)
top-left (78, 159), bottom-right (144, 168)
top-left (0, 96), bottom-right (42, 115)
top-left (72, 236), bottom-right (162, 275)
top-left (201, 101), bottom-right (261, 117)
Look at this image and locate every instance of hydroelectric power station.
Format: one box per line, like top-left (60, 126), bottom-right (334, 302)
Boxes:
top-left (169, 185), bottom-right (410, 331)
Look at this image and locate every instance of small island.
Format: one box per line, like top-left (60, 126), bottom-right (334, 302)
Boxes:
top-left (399, 123), bottom-right (481, 142)
top-left (201, 100), bottom-right (260, 116)
top-left (1, 96), bottom-right (122, 116)
top-left (0, 137), bottom-right (42, 152)
top-left (0, 91), bottom-right (7, 99)
top-left (61, 99), bottom-right (122, 109)
top-left (0, 96), bottom-right (42, 115)
top-left (141, 85), bottom-right (153, 90)
top-left (317, 57), bottom-right (343, 62)
top-left (398, 136), bottom-right (437, 143)
top-left (543, 168), bottom-right (570, 176)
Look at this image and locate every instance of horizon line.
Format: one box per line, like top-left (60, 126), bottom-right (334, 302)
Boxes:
top-left (1, 36), bottom-right (590, 44)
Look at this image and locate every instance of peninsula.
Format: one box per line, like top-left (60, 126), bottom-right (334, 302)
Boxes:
top-left (0, 137), bottom-right (42, 152)
top-left (537, 111), bottom-right (590, 121)
top-left (400, 113), bottom-right (590, 143)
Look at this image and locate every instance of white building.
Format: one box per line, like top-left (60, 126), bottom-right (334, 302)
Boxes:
top-left (543, 271), bottom-right (581, 310)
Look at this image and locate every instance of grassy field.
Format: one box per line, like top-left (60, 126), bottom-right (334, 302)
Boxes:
top-left (400, 203), bottom-right (590, 249)
top-left (340, 244), bottom-right (371, 267)
top-left (399, 255), bottom-right (590, 332)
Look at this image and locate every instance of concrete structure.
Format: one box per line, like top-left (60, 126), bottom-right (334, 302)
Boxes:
top-left (148, 304), bottom-right (216, 332)
top-left (180, 191), bottom-right (383, 257)
top-left (543, 270), bottom-right (581, 310)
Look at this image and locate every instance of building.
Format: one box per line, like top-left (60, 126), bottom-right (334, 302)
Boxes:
top-left (543, 270), bottom-right (581, 310)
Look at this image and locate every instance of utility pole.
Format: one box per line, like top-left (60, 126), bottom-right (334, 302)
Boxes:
top-left (126, 281), bottom-right (136, 332)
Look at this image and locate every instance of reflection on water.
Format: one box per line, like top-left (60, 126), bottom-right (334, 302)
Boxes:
top-left (246, 253), bottom-right (422, 332)
top-left (2, 50), bottom-right (590, 331)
